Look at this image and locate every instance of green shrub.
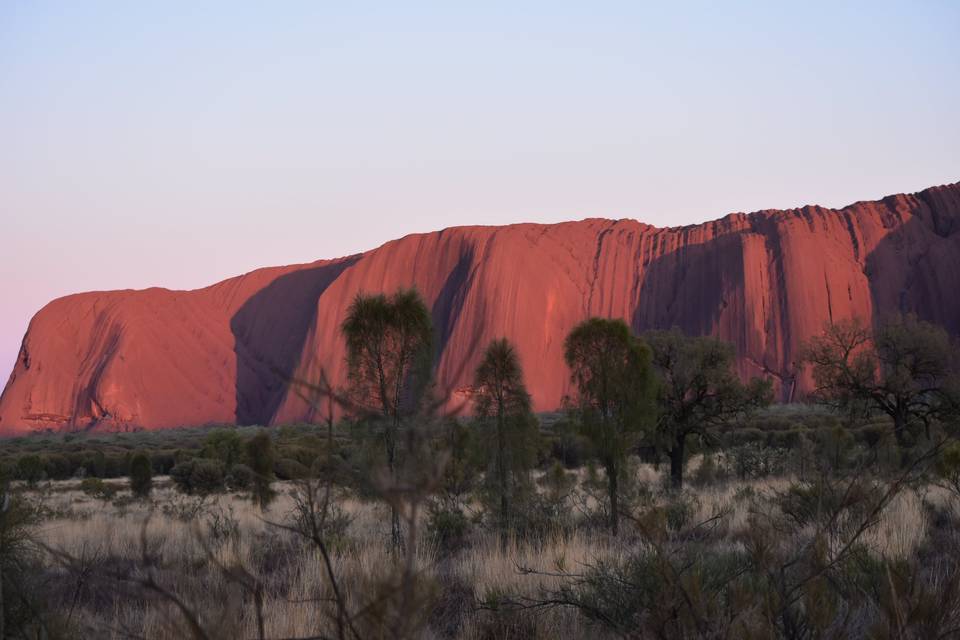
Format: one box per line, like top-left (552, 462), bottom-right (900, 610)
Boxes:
top-left (274, 457), bottom-right (309, 480)
top-left (43, 453), bottom-right (73, 480)
top-left (692, 453), bottom-right (723, 486)
top-left (1, 484), bottom-right (68, 636)
top-left (225, 463), bottom-right (254, 490)
top-left (17, 454), bottom-right (45, 485)
top-left (664, 491), bottom-right (700, 533)
top-left (81, 451), bottom-right (107, 478)
top-left (202, 429), bottom-right (244, 467)
top-left (246, 430), bottom-right (276, 509)
top-left (80, 477), bottom-right (117, 500)
top-left (427, 503), bottom-right (471, 553)
top-left (729, 443), bottom-right (789, 479)
top-left (129, 452), bottom-right (153, 498)
top-left (170, 459), bottom-right (225, 495)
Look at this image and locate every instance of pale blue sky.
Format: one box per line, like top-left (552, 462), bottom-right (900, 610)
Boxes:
top-left (1, 1), bottom-right (958, 380)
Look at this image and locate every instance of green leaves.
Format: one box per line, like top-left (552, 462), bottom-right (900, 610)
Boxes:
top-left (563, 318), bottom-right (658, 532)
top-left (563, 318), bottom-right (657, 454)
top-left (342, 288), bottom-right (434, 421)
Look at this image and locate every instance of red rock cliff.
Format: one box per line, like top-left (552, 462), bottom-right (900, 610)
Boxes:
top-left (2, 182), bottom-right (959, 433)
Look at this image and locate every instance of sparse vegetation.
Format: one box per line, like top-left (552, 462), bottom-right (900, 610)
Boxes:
top-left (2, 308), bottom-right (959, 639)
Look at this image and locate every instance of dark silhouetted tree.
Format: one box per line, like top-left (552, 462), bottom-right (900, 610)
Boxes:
top-left (645, 328), bottom-right (771, 490)
top-left (128, 452), bottom-right (153, 499)
top-left (564, 318), bottom-right (657, 534)
top-left (473, 338), bottom-right (538, 534)
top-left (803, 315), bottom-right (958, 456)
top-left (16, 455), bottom-right (44, 486)
top-left (342, 288), bottom-right (434, 550)
top-left (246, 430), bottom-right (276, 511)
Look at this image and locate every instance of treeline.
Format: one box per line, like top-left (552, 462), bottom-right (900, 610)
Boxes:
top-left (3, 297), bottom-right (959, 506)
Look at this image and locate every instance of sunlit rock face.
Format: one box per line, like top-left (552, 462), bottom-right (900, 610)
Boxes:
top-left (2, 182), bottom-right (958, 433)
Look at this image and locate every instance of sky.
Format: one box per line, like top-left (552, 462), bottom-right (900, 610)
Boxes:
top-left (1, 1), bottom-right (958, 381)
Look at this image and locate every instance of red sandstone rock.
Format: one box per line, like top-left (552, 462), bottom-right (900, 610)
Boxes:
top-left (2, 182), bottom-right (958, 434)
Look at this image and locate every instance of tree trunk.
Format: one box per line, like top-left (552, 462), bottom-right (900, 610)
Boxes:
top-left (892, 412), bottom-right (910, 468)
top-left (497, 407), bottom-right (509, 536)
top-left (670, 436), bottom-right (685, 491)
top-left (391, 507), bottom-right (402, 552)
top-left (607, 461), bottom-right (619, 536)
top-left (386, 422), bottom-right (402, 553)
top-left (892, 413), bottom-right (908, 450)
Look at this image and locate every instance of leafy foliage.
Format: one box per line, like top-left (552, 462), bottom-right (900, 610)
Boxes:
top-left (803, 315), bottom-right (958, 453)
top-left (564, 318), bottom-right (657, 533)
top-left (341, 288), bottom-right (435, 551)
top-left (473, 338), bottom-right (539, 533)
top-left (128, 451), bottom-right (153, 499)
top-left (645, 328), bottom-right (772, 489)
top-left (246, 431), bottom-right (276, 510)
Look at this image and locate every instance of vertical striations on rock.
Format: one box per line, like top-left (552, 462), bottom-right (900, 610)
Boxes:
top-left (1, 181), bottom-right (958, 433)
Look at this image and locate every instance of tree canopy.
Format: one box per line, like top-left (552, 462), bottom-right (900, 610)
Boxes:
top-left (474, 338), bottom-right (538, 533)
top-left (564, 318), bottom-right (657, 533)
top-left (645, 328), bottom-right (771, 489)
top-left (803, 314), bottom-right (958, 452)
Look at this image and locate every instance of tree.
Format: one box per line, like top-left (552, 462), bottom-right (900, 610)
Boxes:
top-left (128, 452), bottom-right (153, 499)
top-left (564, 318), bottom-right (657, 534)
top-left (473, 338), bottom-right (538, 534)
top-left (342, 288), bottom-right (434, 550)
top-left (803, 315), bottom-right (957, 454)
top-left (645, 328), bottom-right (771, 490)
top-left (246, 431), bottom-right (276, 511)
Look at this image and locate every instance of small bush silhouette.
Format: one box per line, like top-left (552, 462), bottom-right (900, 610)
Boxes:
top-left (128, 452), bottom-right (152, 499)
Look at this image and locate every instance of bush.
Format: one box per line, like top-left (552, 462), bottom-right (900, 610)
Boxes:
top-left (692, 453), bottom-right (724, 486)
top-left (202, 429), bottom-right (244, 467)
top-left (170, 459), bottom-right (225, 495)
top-left (225, 463), bottom-right (254, 490)
top-left (427, 503), bottom-right (471, 553)
top-left (129, 452), bottom-right (152, 498)
top-left (274, 458), bottom-right (310, 481)
top-left (80, 477), bottom-right (117, 500)
top-left (81, 451), bottom-right (107, 478)
top-left (663, 491), bottom-right (700, 533)
top-left (728, 443), bottom-right (789, 479)
top-left (17, 454), bottom-right (45, 485)
top-left (44, 454), bottom-right (73, 480)
top-left (247, 431), bottom-right (276, 509)
top-left (1, 484), bottom-right (67, 636)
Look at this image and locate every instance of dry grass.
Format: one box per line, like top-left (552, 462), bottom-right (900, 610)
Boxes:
top-left (23, 461), bottom-right (943, 640)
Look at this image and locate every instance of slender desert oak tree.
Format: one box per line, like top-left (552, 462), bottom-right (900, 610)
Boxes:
top-left (342, 288), bottom-right (434, 551)
top-left (473, 338), bottom-right (538, 534)
top-left (564, 318), bottom-right (657, 535)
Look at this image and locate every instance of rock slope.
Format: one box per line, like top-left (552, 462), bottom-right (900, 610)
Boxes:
top-left (2, 182), bottom-right (958, 433)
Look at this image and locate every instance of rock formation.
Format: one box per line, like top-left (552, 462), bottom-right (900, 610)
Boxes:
top-left (2, 181), bottom-right (958, 433)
